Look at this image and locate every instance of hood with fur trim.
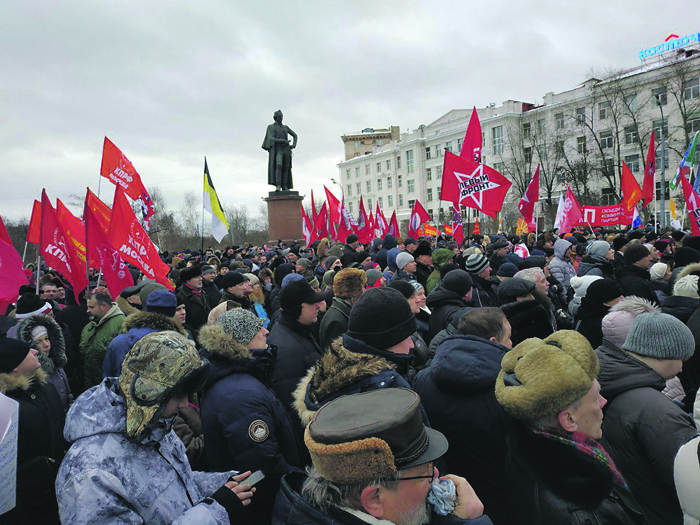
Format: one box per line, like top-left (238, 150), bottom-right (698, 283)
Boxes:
top-left (121, 310), bottom-right (186, 336)
top-left (0, 368), bottom-right (48, 394)
top-left (197, 324), bottom-right (252, 362)
top-left (678, 262), bottom-right (700, 280)
top-left (12, 314), bottom-right (66, 375)
top-left (293, 338), bottom-right (395, 427)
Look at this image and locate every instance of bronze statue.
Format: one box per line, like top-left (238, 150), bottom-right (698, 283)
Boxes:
top-left (262, 110), bottom-right (298, 191)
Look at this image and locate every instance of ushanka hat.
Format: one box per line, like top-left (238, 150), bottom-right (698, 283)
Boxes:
top-left (305, 388), bottom-right (448, 484)
top-left (119, 331), bottom-right (209, 442)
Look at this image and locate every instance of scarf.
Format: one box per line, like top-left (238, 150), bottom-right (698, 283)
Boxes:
top-left (533, 427), bottom-right (627, 488)
top-left (185, 282), bottom-right (202, 298)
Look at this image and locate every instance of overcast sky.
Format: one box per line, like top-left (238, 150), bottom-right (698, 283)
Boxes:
top-left (0, 1), bottom-right (693, 223)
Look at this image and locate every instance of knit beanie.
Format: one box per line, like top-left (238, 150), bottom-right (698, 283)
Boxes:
top-left (583, 279), bottom-right (623, 305)
top-left (570, 276), bottom-right (602, 299)
top-left (396, 252), bottom-right (414, 271)
top-left (497, 263), bottom-right (519, 278)
top-left (324, 256), bottom-right (340, 271)
top-left (14, 294), bottom-right (52, 320)
top-left (622, 312), bottom-right (695, 360)
top-left (624, 244), bottom-right (650, 264)
top-left (217, 309), bottom-right (265, 346)
top-left (322, 270), bottom-right (336, 288)
top-left (675, 247), bottom-right (700, 268)
top-left (347, 287), bottom-right (416, 349)
top-left (443, 269), bottom-right (473, 297)
top-left (388, 280), bottom-right (416, 300)
top-left (649, 262), bottom-right (668, 281)
top-left (465, 254), bottom-right (489, 275)
top-left (495, 331), bottom-right (598, 423)
top-left (222, 272), bottom-right (248, 289)
top-left (674, 275), bottom-right (700, 299)
top-left (0, 337), bottom-right (32, 373)
top-left (31, 325), bottom-right (49, 343)
top-left (586, 240), bottom-right (611, 258)
top-left (139, 282), bottom-right (167, 306)
top-left (365, 269), bottom-right (383, 287)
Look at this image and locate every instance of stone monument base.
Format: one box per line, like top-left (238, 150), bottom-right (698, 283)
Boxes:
top-left (265, 191), bottom-right (304, 245)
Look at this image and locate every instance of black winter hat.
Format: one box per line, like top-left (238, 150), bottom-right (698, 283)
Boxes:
top-left (584, 279), bottom-right (623, 305)
top-left (346, 234), bottom-right (358, 245)
top-left (624, 244), bottom-right (650, 264)
top-left (443, 269), bottom-right (473, 297)
top-left (413, 241), bottom-right (432, 258)
top-left (179, 265), bottom-right (202, 282)
top-left (0, 336), bottom-right (32, 373)
top-left (613, 236), bottom-right (629, 252)
top-left (15, 294), bottom-right (51, 319)
top-left (404, 237), bottom-right (417, 247)
top-left (440, 263), bottom-right (460, 279)
top-left (347, 287), bottom-right (416, 349)
top-left (280, 280), bottom-right (327, 310)
top-left (222, 272), bottom-right (248, 289)
top-left (498, 278), bottom-right (536, 304)
top-left (388, 280), bottom-right (416, 300)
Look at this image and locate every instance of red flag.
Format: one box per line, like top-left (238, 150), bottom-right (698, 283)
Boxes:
top-left (85, 188), bottom-right (112, 232)
top-left (301, 205), bottom-right (312, 245)
top-left (408, 200), bottom-right (430, 238)
top-left (451, 206), bottom-right (464, 245)
top-left (441, 153), bottom-right (512, 217)
top-left (621, 162), bottom-right (643, 212)
top-left (375, 204), bottom-right (389, 237)
top-left (100, 137), bottom-right (155, 227)
top-left (460, 107), bottom-right (482, 163)
top-left (56, 199), bottom-right (89, 268)
top-left (0, 220), bottom-right (27, 315)
top-left (324, 186), bottom-right (342, 225)
top-left (368, 210), bottom-right (375, 236)
top-left (443, 224), bottom-right (453, 235)
top-left (311, 190), bottom-right (319, 224)
top-left (40, 191), bottom-right (89, 301)
top-left (473, 218), bottom-right (481, 235)
top-left (388, 211), bottom-right (400, 237)
top-left (559, 186), bottom-right (584, 233)
top-left (681, 173), bottom-right (700, 236)
top-left (518, 165), bottom-right (539, 230)
top-left (108, 188), bottom-right (173, 290)
top-left (27, 200), bottom-right (42, 244)
top-left (310, 205), bottom-right (329, 244)
top-left (84, 205), bottom-right (133, 298)
top-left (642, 131), bottom-right (656, 208)
top-left (356, 197), bottom-right (372, 243)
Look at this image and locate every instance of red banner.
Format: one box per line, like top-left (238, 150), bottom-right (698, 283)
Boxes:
top-left (85, 189), bottom-right (112, 232)
top-left (0, 220), bottom-right (27, 315)
top-left (85, 205), bottom-right (133, 298)
top-left (573, 204), bottom-right (634, 227)
top-left (681, 173), bottom-right (700, 236)
top-left (518, 165), bottom-right (539, 230)
top-left (424, 224), bottom-right (437, 236)
top-left (56, 199), bottom-right (89, 268)
top-left (108, 188), bottom-right (173, 290)
top-left (442, 154), bottom-right (512, 217)
top-left (408, 200), bottom-right (430, 238)
top-left (27, 200), bottom-right (41, 245)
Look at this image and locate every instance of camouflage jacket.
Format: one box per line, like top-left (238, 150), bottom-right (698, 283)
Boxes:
top-left (56, 378), bottom-right (235, 524)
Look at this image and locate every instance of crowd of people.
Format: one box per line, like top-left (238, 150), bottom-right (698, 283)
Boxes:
top-left (1, 226), bottom-right (700, 524)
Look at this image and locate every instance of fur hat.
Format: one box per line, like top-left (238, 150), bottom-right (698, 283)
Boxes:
top-left (601, 296), bottom-right (659, 347)
top-left (333, 269), bottom-right (367, 303)
top-left (217, 309), bottom-right (265, 346)
top-left (622, 312), bottom-right (695, 360)
top-left (413, 241), bottom-right (432, 258)
top-left (495, 331), bottom-right (599, 424)
top-left (396, 252), bottom-right (414, 271)
top-left (119, 331), bottom-right (209, 442)
top-left (347, 287), bottom-right (416, 349)
top-left (179, 265), bottom-right (202, 282)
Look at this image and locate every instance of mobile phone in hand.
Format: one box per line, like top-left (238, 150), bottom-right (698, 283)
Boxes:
top-left (239, 470), bottom-right (265, 486)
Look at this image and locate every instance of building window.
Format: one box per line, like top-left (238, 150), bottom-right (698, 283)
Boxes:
top-left (378, 197), bottom-right (383, 209)
top-left (577, 136), bottom-right (587, 154)
top-left (368, 198), bottom-right (372, 210)
top-left (425, 147), bottom-right (431, 160)
top-left (376, 162), bottom-right (381, 173)
top-left (600, 130), bottom-right (613, 149)
top-left (428, 209), bottom-right (434, 220)
top-left (378, 139), bottom-right (383, 146)
top-left (555, 141), bottom-right (565, 156)
top-left (601, 187), bottom-right (616, 206)
top-left (653, 87), bottom-right (667, 106)
top-left (388, 177), bottom-right (393, 189)
top-left (687, 116), bottom-right (700, 135)
top-left (537, 144), bottom-right (548, 160)
top-left (555, 113), bottom-right (564, 130)
top-left (347, 185), bottom-right (352, 196)
top-left (354, 141), bottom-right (359, 150)
top-left (366, 180), bottom-right (372, 192)
top-left (537, 119), bottom-right (545, 135)
top-left (599, 100), bottom-right (611, 120)
top-left (406, 150), bottom-right (414, 173)
top-left (346, 169), bottom-right (351, 180)
top-left (624, 93), bottom-right (637, 114)
top-left (625, 125), bottom-right (639, 145)
top-left (349, 201), bottom-right (354, 213)
top-left (523, 123), bottom-right (531, 139)
top-left (656, 148), bottom-right (669, 170)
top-left (624, 154), bottom-right (640, 173)
top-left (399, 194), bottom-right (404, 207)
top-left (457, 138), bottom-right (463, 151)
top-left (427, 188), bottom-right (433, 201)
top-left (365, 165), bottom-right (370, 175)
top-left (437, 166), bottom-right (442, 179)
top-left (524, 147), bottom-right (532, 165)
top-left (653, 118), bottom-right (669, 139)
top-left (408, 199), bottom-right (415, 209)
top-left (494, 162), bottom-right (505, 173)
top-left (556, 167), bottom-right (566, 184)
top-left (398, 175), bottom-right (403, 188)
top-left (355, 167), bottom-right (360, 178)
top-left (685, 78), bottom-right (699, 100)
top-left (656, 180), bottom-right (670, 201)
top-left (426, 168), bottom-right (432, 181)
top-left (576, 107), bottom-right (586, 124)
top-left (445, 141), bottom-right (452, 153)
top-left (407, 179), bottom-right (415, 193)
top-left (396, 156), bottom-right (402, 169)
top-left (356, 183), bottom-right (361, 194)
top-left (601, 158), bottom-right (614, 178)
top-left (435, 144), bottom-right (442, 157)
top-left (377, 178), bottom-right (383, 191)
top-left (492, 126), bottom-right (504, 155)
top-left (386, 159), bottom-right (391, 170)
top-left (388, 195), bottom-right (393, 207)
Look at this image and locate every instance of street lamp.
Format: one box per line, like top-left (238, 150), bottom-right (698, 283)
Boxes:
top-left (655, 94), bottom-right (667, 229)
top-left (330, 177), bottom-right (345, 201)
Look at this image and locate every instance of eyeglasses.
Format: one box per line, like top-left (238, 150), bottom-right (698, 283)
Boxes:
top-left (397, 463), bottom-right (435, 483)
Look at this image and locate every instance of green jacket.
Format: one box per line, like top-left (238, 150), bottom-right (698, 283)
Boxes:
top-left (426, 248), bottom-right (456, 295)
top-left (79, 304), bottom-right (125, 390)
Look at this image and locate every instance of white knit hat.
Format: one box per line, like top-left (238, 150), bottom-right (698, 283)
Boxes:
top-left (673, 275), bottom-right (700, 299)
top-left (649, 262), bottom-right (668, 281)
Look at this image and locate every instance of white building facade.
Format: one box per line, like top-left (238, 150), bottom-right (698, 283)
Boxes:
top-left (336, 46), bottom-right (700, 230)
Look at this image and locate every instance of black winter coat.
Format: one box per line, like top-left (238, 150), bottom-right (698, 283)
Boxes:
top-left (574, 299), bottom-right (611, 349)
top-left (472, 275), bottom-right (499, 307)
top-left (199, 324), bottom-right (302, 523)
top-left (201, 279), bottom-right (222, 307)
top-left (500, 300), bottom-right (554, 346)
top-left (503, 420), bottom-right (646, 525)
top-left (318, 297), bottom-right (352, 351)
top-left (176, 285), bottom-right (211, 333)
top-left (661, 295), bottom-right (700, 324)
top-left (577, 254), bottom-right (616, 280)
top-left (426, 286), bottom-right (469, 340)
top-left (415, 261), bottom-right (432, 289)
top-left (340, 244), bottom-right (357, 268)
top-left (415, 335), bottom-right (510, 525)
top-left (597, 341), bottom-right (698, 525)
top-left (615, 262), bottom-right (659, 305)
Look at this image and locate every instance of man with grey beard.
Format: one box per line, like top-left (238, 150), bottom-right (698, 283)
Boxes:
top-left (272, 388), bottom-right (493, 525)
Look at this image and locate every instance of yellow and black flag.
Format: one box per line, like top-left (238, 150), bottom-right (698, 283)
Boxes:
top-left (203, 158), bottom-right (229, 242)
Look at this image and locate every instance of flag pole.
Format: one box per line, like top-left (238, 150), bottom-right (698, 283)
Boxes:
top-left (21, 241), bottom-right (27, 263)
top-left (84, 189), bottom-right (90, 288)
top-left (37, 189), bottom-right (45, 294)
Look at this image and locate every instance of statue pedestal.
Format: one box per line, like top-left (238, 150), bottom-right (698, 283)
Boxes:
top-left (265, 191), bottom-right (304, 245)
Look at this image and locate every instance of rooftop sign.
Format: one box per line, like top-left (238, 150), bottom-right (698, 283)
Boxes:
top-left (639, 32), bottom-right (700, 60)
